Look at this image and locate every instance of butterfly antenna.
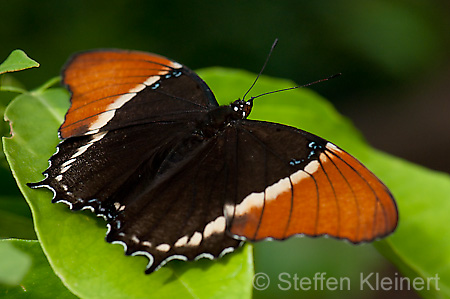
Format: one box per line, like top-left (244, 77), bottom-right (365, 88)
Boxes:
top-left (249, 73), bottom-right (342, 101)
top-left (242, 38), bottom-right (279, 101)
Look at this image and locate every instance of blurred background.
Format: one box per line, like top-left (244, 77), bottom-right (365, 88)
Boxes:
top-left (1, 1), bottom-right (449, 298)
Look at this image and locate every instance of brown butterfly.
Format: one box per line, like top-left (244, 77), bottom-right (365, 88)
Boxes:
top-left (29, 49), bottom-right (398, 273)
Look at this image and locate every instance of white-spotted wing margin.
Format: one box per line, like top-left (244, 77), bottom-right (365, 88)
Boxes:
top-left (27, 142), bottom-right (60, 197)
top-left (105, 223), bottom-right (245, 273)
top-left (29, 157), bottom-right (245, 272)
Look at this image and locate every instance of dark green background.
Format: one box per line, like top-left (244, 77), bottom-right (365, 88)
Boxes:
top-left (1, 1), bottom-right (449, 298)
top-left (2, 0), bottom-right (449, 172)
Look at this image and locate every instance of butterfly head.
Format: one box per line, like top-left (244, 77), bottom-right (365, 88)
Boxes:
top-left (230, 99), bottom-right (253, 119)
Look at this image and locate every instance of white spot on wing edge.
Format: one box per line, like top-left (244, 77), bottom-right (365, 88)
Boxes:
top-left (131, 235), bottom-right (140, 243)
top-left (304, 160), bottom-right (320, 174)
top-left (106, 93), bottom-right (135, 110)
top-left (106, 223), bottom-right (112, 235)
top-left (219, 246), bottom-right (239, 258)
top-left (265, 177), bottom-right (291, 201)
top-left (187, 232), bottom-right (202, 247)
top-left (105, 233), bottom-right (244, 273)
top-left (143, 76), bottom-right (159, 86)
top-left (233, 192), bottom-right (264, 218)
top-left (289, 159), bottom-right (321, 184)
top-left (174, 236), bottom-right (189, 248)
top-left (87, 110), bottom-right (117, 131)
top-left (68, 131), bottom-right (108, 161)
top-left (81, 206), bottom-right (95, 213)
top-left (85, 128), bottom-right (100, 135)
top-left (156, 243), bottom-right (171, 252)
top-left (54, 199), bottom-right (73, 209)
top-left (70, 143), bottom-right (91, 159)
top-left (319, 152), bottom-right (328, 163)
top-left (290, 169), bottom-right (309, 184)
top-left (153, 255), bottom-right (188, 272)
top-left (170, 61), bottom-right (183, 69)
top-left (224, 203), bottom-right (235, 219)
top-left (142, 241), bottom-right (152, 247)
top-left (61, 158), bottom-right (76, 168)
top-left (128, 84), bottom-right (146, 93)
top-left (90, 131), bottom-right (107, 142)
top-left (195, 252), bottom-right (214, 261)
top-left (326, 142), bottom-right (343, 154)
top-left (203, 216), bottom-right (226, 238)
top-left (60, 164), bottom-right (72, 173)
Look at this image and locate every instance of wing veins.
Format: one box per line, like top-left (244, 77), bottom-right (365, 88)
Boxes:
top-left (152, 89), bottom-right (209, 109)
top-left (318, 158), bottom-right (341, 238)
top-left (323, 151), bottom-right (361, 241)
top-left (181, 138), bottom-right (220, 241)
top-left (325, 149), bottom-right (389, 237)
top-left (304, 171), bottom-right (320, 236)
top-left (282, 177), bottom-right (295, 239)
top-left (62, 109), bottom-right (204, 131)
top-left (239, 126), bottom-right (289, 166)
top-left (251, 139), bottom-right (268, 241)
top-left (71, 57), bottom-right (178, 70)
top-left (69, 74), bottom-right (164, 91)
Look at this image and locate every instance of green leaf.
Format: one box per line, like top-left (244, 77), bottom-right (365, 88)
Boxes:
top-left (4, 67), bottom-right (450, 298)
top-left (0, 239), bottom-right (77, 298)
top-left (0, 240), bottom-right (31, 285)
top-left (3, 86), bottom-right (253, 298)
top-left (200, 68), bottom-right (449, 298)
top-left (0, 50), bottom-right (39, 75)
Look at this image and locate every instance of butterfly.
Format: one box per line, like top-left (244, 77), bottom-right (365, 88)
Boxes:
top-left (28, 49), bottom-right (398, 273)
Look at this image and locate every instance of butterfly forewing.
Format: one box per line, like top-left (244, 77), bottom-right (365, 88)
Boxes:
top-left (60, 50), bottom-right (217, 139)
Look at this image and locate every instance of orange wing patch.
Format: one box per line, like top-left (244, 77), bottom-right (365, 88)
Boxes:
top-left (60, 50), bottom-right (182, 139)
top-left (228, 143), bottom-right (398, 243)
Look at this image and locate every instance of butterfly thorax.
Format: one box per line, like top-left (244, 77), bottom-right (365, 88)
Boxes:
top-left (196, 99), bottom-right (253, 138)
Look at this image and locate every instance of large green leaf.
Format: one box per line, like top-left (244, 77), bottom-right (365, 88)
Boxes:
top-left (3, 67), bottom-right (450, 298)
top-left (2, 85), bottom-right (253, 298)
top-left (0, 50), bottom-right (39, 76)
top-left (200, 68), bottom-right (449, 298)
top-left (0, 239), bottom-right (77, 298)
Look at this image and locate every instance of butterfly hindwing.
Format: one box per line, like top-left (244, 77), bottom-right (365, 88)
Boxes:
top-left (104, 130), bottom-right (243, 273)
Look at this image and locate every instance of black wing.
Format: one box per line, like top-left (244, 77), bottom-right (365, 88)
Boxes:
top-left (28, 50), bottom-right (232, 272)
